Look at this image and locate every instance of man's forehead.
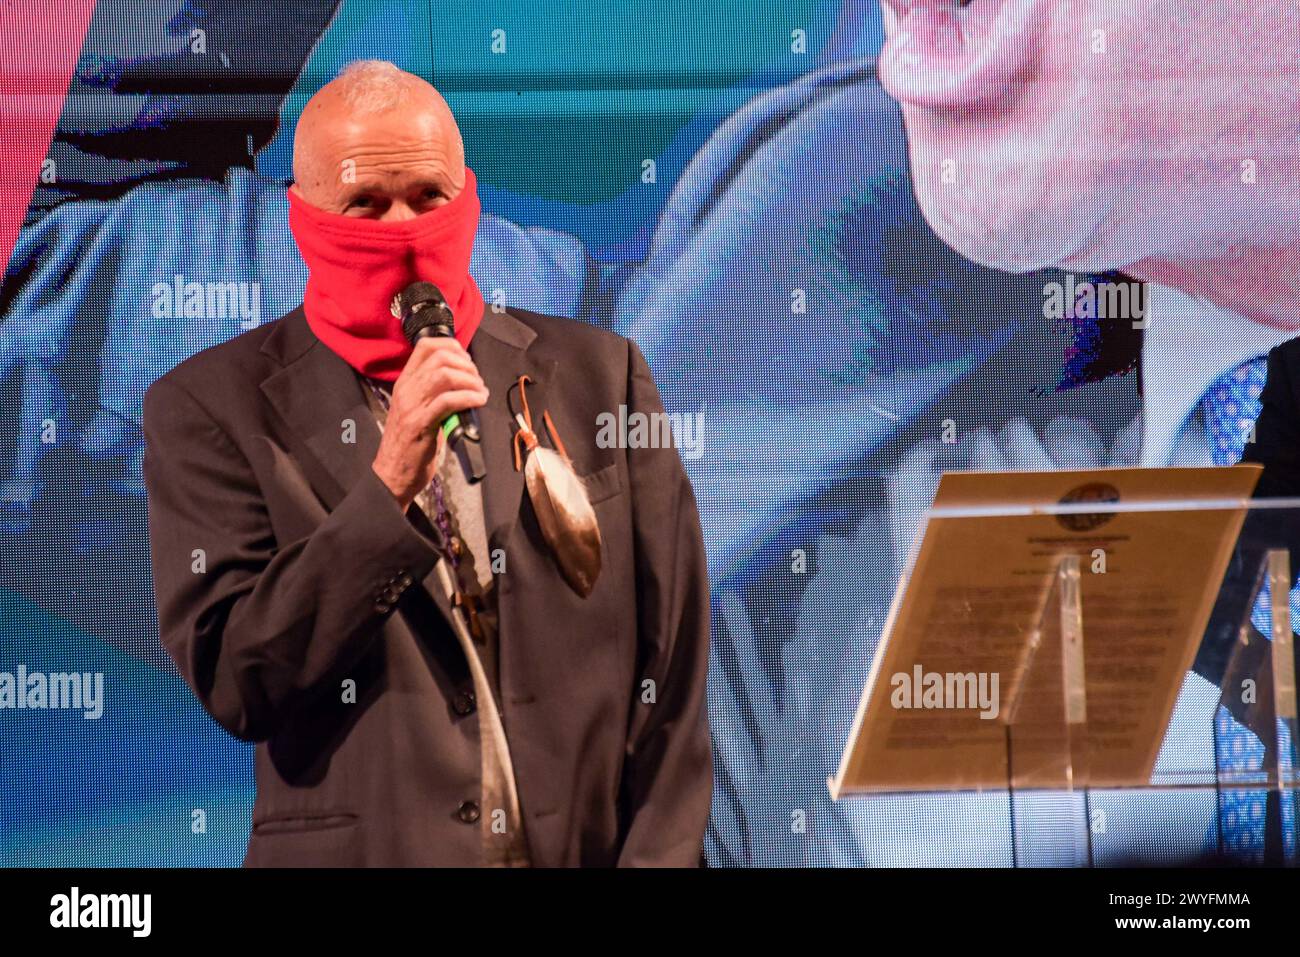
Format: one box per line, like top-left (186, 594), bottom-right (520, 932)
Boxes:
top-left (292, 73), bottom-right (463, 192)
top-left (341, 166), bottom-right (457, 191)
top-left (304, 111), bottom-right (449, 163)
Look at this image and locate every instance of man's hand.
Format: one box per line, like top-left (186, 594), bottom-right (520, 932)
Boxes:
top-left (371, 338), bottom-right (489, 511)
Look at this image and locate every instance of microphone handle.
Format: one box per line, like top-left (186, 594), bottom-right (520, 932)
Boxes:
top-left (448, 412), bottom-right (487, 484)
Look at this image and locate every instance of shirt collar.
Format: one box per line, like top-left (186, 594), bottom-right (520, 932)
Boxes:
top-left (1139, 282), bottom-right (1293, 467)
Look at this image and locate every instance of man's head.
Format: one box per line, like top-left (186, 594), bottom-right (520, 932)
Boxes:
top-left (291, 60), bottom-right (466, 219)
top-left (285, 60), bottom-right (486, 379)
top-left (876, 0), bottom-right (1300, 323)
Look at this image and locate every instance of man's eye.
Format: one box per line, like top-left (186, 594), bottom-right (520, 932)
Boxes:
top-left (350, 196), bottom-right (374, 208)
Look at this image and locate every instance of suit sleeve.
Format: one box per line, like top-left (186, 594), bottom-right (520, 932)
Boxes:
top-left (142, 373), bottom-right (443, 742)
top-left (1240, 344), bottom-right (1300, 495)
top-left (616, 338), bottom-right (713, 867)
top-left (1196, 343), bottom-right (1300, 689)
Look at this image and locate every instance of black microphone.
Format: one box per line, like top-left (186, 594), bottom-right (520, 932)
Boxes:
top-left (397, 281), bottom-right (487, 483)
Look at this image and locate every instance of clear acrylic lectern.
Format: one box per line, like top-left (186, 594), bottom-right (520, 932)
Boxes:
top-left (830, 475), bottom-right (1300, 867)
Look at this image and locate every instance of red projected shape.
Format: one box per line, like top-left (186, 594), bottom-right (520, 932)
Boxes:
top-left (0, 1), bottom-right (98, 274)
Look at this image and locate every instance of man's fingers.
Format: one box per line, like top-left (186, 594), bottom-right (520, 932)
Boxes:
top-left (425, 388), bottom-right (490, 429)
top-left (401, 339), bottom-right (480, 388)
top-left (408, 335), bottom-right (474, 368)
top-left (423, 366), bottom-right (487, 400)
top-left (372, 340), bottom-right (487, 506)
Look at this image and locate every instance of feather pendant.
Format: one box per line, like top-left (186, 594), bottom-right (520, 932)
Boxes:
top-left (512, 391), bottom-right (603, 598)
top-left (523, 444), bottom-right (603, 598)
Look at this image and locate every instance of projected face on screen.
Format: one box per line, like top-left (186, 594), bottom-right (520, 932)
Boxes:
top-left (877, 0), bottom-right (1300, 288)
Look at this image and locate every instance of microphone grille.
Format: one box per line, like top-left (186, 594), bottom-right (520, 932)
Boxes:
top-left (398, 282), bottom-right (452, 342)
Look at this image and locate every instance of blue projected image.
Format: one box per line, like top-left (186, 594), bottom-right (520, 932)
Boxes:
top-left (1, 0), bottom-right (1290, 867)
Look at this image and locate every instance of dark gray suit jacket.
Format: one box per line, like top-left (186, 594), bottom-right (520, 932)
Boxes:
top-left (142, 305), bottom-right (712, 866)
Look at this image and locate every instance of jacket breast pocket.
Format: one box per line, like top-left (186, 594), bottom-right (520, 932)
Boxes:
top-left (579, 462), bottom-right (624, 504)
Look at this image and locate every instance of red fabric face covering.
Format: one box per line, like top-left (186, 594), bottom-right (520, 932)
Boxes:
top-left (286, 167), bottom-right (486, 381)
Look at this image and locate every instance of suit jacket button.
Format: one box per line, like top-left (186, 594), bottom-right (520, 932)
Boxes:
top-left (453, 690), bottom-right (477, 716)
top-left (457, 800), bottom-right (480, 824)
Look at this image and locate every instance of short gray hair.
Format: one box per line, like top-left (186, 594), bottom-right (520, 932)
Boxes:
top-left (334, 59), bottom-right (415, 112)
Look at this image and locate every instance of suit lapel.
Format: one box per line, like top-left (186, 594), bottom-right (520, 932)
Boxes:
top-left (469, 309), bottom-right (556, 557)
top-left (258, 309), bottom-right (380, 513)
top-left (468, 310), bottom-right (566, 867)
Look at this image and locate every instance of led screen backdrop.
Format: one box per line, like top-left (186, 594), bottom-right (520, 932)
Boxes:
top-left (0, 0), bottom-right (1289, 865)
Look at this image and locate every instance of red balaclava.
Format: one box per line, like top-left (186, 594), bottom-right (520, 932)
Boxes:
top-left (286, 166), bottom-right (486, 381)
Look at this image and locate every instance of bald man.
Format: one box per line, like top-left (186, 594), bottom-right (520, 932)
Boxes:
top-left (141, 61), bottom-right (712, 867)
